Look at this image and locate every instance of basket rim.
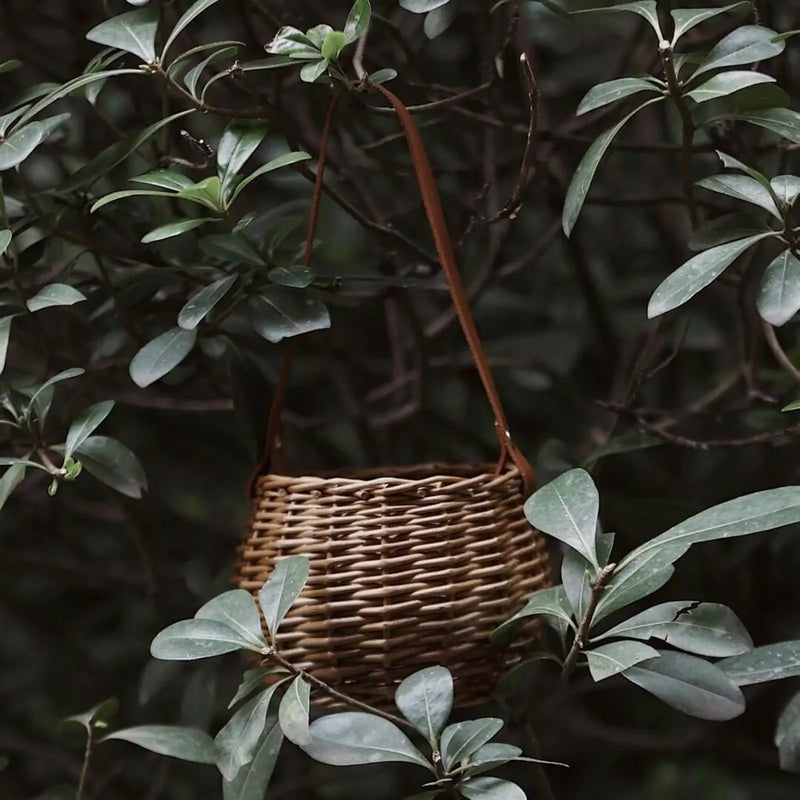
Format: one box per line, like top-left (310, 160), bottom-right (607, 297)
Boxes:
top-left (254, 461), bottom-right (523, 484)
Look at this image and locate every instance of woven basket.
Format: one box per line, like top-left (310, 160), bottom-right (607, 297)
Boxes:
top-left (232, 84), bottom-right (551, 708)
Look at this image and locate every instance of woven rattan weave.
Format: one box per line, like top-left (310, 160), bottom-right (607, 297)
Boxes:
top-left (232, 83), bottom-right (551, 708)
top-left (235, 463), bottom-right (551, 707)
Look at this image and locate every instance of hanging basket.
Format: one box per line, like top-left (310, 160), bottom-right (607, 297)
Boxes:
top-left (232, 84), bottom-right (551, 709)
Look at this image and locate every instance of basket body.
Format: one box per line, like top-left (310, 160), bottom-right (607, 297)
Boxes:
top-left (234, 462), bottom-right (551, 708)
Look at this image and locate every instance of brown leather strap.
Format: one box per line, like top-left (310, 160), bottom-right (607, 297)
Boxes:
top-left (256, 85), bottom-right (535, 494)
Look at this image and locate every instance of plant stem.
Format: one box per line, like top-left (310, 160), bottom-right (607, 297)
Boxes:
top-left (559, 563), bottom-right (616, 685)
top-left (268, 650), bottom-right (417, 734)
top-left (76, 727), bottom-right (92, 800)
top-left (659, 41), bottom-right (698, 227)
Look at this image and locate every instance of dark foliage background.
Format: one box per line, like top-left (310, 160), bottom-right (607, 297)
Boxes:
top-left (1, 0), bottom-right (800, 797)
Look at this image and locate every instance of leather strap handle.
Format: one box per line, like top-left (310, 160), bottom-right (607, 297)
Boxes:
top-left (255, 85), bottom-right (535, 494)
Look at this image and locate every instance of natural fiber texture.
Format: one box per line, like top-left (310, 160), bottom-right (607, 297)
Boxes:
top-left (234, 462), bottom-right (551, 708)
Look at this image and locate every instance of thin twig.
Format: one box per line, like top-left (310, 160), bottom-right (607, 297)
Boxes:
top-left (762, 318), bottom-right (800, 384)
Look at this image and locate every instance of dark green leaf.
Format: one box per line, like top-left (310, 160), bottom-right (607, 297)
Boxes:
top-left (687, 71), bottom-right (774, 104)
top-left (258, 555), bottom-right (310, 639)
top-left (222, 720), bottom-right (283, 800)
top-left (670, 3), bottom-right (749, 45)
top-left (688, 212), bottom-right (771, 251)
top-left (594, 602), bottom-right (752, 657)
top-left (62, 698), bottom-right (119, 734)
top-left (524, 468), bottom-right (599, 568)
top-left (91, 189), bottom-right (177, 213)
top-left (576, 78), bottom-right (660, 116)
top-left (229, 667), bottom-right (274, 709)
top-left (573, 2), bottom-right (663, 38)
top-left (463, 743), bottom-right (522, 777)
top-left (771, 175), bottom-right (800, 207)
top-left (268, 266), bottom-right (313, 288)
top-left (693, 25), bottom-right (784, 78)
top-left (622, 651), bottom-right (745, 720)
top-left (142, 218), bottom-right (215, 243)
top-left (776, 692), bottom-right (800, 773)
top-left (102, 725), bottom-right (216, 764)
top-left (345, 0), bottom-right (371, 44)
top-left (720, 641), bottom-right (800, 685)
top-left (195, 590), bottom-right (267, 651)
top-left (27, 368), bottom-right (84, 412)
top-left (26, 284), bottom-right (86, 312)
top-left (200, 234), bottom-right (263, 265)
top-left (231, 151), bottom-right (311, 201)
top-left (563, 98), bottom-right (661, 236)
top-left (218, 120), bottom-right (270, 198)
top-left (587, 641), bottom-right (661, 681)
top-left (151, 618), bottom-right (265, 660)
top-left (757, 250), bottom-right (800, 326)
top-left (86, 8), bottom-right (158, 63)
top-left (722, 107), bottom-right (800, 144)
top-left (248, 288), bottom-right (330, 343)
top-left (647, 233), bottom-right (773, 317)
top-left (696, 174), bottom-right (781, 219)
top-left (0, 317), bottom-right (12, 375)
top-left (560, 548), bottom-right (591, 622)
top-left (395, 666), bottom-right (453, 744)
top-left (129, 327), bottom-right (197, 387)
top-left (0, 462), bottom-right (26, 510)
top-left (162, 0), bottom-right (222, 59)
top-left (183, 46), bottom-right (239, 97)
top-left (302, 712), bottom-right (431, 767)
top-left (65, 401), bottom-right (114, 459)
top-left (0, 123), bottom-right (47, 171)
top-left (0, 230), bottom-right (11, 255)
top-left (458, 778), bottom-right (525, 800)
top-left (75, 435), bottom-right (147, 498)
top-left (492, 585), bottom-right (574, 643)
top-left (441, 718), bottom-right (503, 771)
top-left (0, 59), bottom-right (22, 75)
top-left (178, 274), bottom-right (237, 330)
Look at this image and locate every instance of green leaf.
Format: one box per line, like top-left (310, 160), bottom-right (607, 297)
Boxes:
top-left (463, 743), bottom-right (522, 778)
top-left (178, 274), bottom-right (237, 330)
top-left (200, 234), bottom-right (263, 265)
top-left (688, 212), bottom-right (771, 251)
top-left (0, 230), bottom-right (11, 255)
top-left (258, 555), bottom-right (309, 640)
top-left (771, 175), bottom-right (800, 207)
top-left (782, 399), bottom-right (800, 412)
top-left (587, 641), bottom-right (661, 681)
top-left (492, 585), bottom-right (574, 643)
top-left (563, 97), bottom-right (661, 236)
top-left (278, 676), bottom-right (311, 746)
top-left (268, 266), bottom-right (314, 289)
top-left (302, 712), bottom-right (431, 768)
top-left (394, 666), bottom-right (453, 745)
top-left (63, 110), bottom-right (195, 190)
top-left (670, 3), bottom-right (749, 44)
top-left (0, 122), bottom-right (52, 171)
top-left (459, 778), bottom-right (525, 800)
top-left (75, 435), bottom-right (147, 498)
top-left (230, 151), bottom-right (311, 202)
top-left (345, 0), bottom-right (371, 43)
top-left (573, 2), bottom-right (663, 38)
top-left (102, 725), bottom-right (216, 764)
top-left (182, 45), bottom-right (239, 96)
top-left (218, 120), bottom-right (270, 199)
top-left (576, 78), bottom-right (660, 116)
top-left (757, 250), bottom-right (800, 326)
top-left (86, 8), bottom-right (158, 63)
top-left (581, 432), bottom-right (661, 468)
top-left (776, 692), bottom-right (800, 773)
top-left (321, 31), bottom-right (347, 60)
top-left (222, 720), bottom-right (283, 800)
top-left (65, 401), bottom-right (114, 459)
top-left (142, 218), bottom-right (215, 244)
top-left (195, 590), bottom-right (267, 651)
top-left (719, 641), bottom-right (800, 685)
top-left (27, 368), bottom-right (85, 412)
top-left (686, 71), bottom-right (775, 104)
top-left (62, 698), bottom-right (119, 734)
top-left (162, 0), bottom-right (222, 59)
top-left (594, 602), bottom-right (752, 657)
top-left (647, 233), bottom-right (773, 318)
top-left (177, 176), bottom-right (223, 212)
top-left (694, 25), bottom-right (784, 78)
top-left (129, 327), bottom-right (198, 388)
top-left (265, 27), bottom-right (318, 57)
top-left (399, 0), bottom-right (449, 12)
top-left (695, 174), bottom-right (781, 219)
top-left (215, 685), bottom-right (281, 781)
top-left (367, 68), bottom-right (397, 85)
top-left (722, 107), bottom-right (800, 144)
top-left (300, 59), bottom-right (329, 83)
top-left (560, 548), bottom-right (591, 622)
top-left (0, 462), bottom-right (26, 510)
top-left (524, 468), bottom-right (599, 569)
top-left (151, 618), bottom-right (265, 660)
top-left (91, 189), bottom-right (177, 213)
top-left (247, 288), bottom-right (330, 343)
top-left (132, 169), bottom-right (195, 191)
top-left (0, 59), bottom-right (22, 75)
top-left (622, 651), bottom-right (745, 720)
top-left (424, 5), bottom-right (456, 39)
top-left (441, 718), bottom-right (503, 772)
top-left (229, 667), bottom-right (275, 709)
top-left (26, 284), bottom-right (86, 312)
top-left (0, 317), bottom-right (11, 375)
top-left (606, 488), bottom-right (800, 618)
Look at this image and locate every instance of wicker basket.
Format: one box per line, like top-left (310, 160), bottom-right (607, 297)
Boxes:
top-left (232, 85), bottom-right (551, 708)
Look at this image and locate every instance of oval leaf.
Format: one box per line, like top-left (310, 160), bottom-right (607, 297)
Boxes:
top-left (302, 712), bottom-right (430, 768)
top-left (86, 8), bottom-right (158, 63)
top-left (622, 651), bottom-right (745, 721)
top-left (687, 70), bottom-right (774, 104)
top-left (577, 78), bottom-right (660, 116)
top-left (65, 401), bottom-right (114, 458)
top-left (26, 284), bottom-right (86, 312)
top-left (524, 468), bottom-right (599, 569)
top-left (248, 288), bottom-right (330, 343)
top-left (459, 777), bottom-right (526, 800)
top-left (129, 327), bottom-right (197, 387)
top-left (395, 666), bottom-right (453, 744)
top-left (258, 555), bottom-right (310, 640)
top-left (693, 25), bottom-right (784, 78)
top-left (75, 435), bottom-right (147, 499)
top-left (178, 274), bottom-right (237, 330)
top-left (151, 618), bottom-right (264, 660)
top-left (757, 249), bottom-right (800, 326)
top-left (222, 720), bottom-right (283, 800)
top-left (719, 641), bottom-right (800, 685)
top-left (696, 173), bottom-right (781, 219)
top-left (586, 641), bottom-right (661, 681)
top-left (142, 217), bottom-right (215, 244)
top-left (102, 725), bottom-right (215, 763)
top-left (218, 120), bottom-right (270, 197)
top-left (492, 585), bottom-right (574, 643)
top-left (441, 718), bottom-right (503, 771)
top-left (278, 676), bottom-right (310, 747)
top-left (195, 589), bottom-right (267, 650)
